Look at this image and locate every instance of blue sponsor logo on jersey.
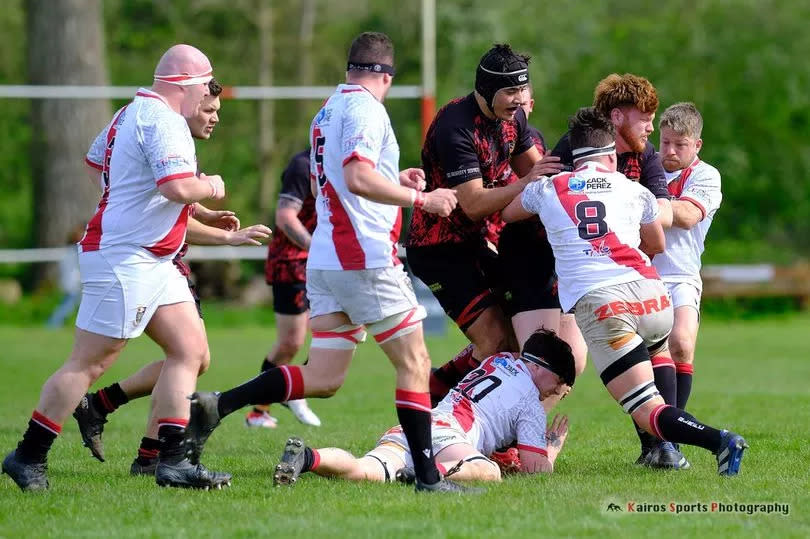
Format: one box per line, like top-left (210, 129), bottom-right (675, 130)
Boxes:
top-left (568, 176), bottom-right (586, 192)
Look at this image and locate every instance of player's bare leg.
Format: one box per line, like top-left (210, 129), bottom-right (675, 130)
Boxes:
top-left (146, 302), bottom-right (230, 489)
top-left (130, 318), bottom-right (211, 475)
top-left (249, 312), bottom-right (319, 427)
top-left (311, 449), bottom-right (393, 482)
top-left (669, 305), bottom-right (699, 409)
top-left (604, 354), bottom-right (747, 475)
top-left (434, 444), bottom-right (501, 482)
top-left (3, 329), bottom-right (127, 490)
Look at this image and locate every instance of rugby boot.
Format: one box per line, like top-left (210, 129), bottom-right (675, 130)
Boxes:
top-left (187, 391), bottom-right (222, 465)
top-left (716, 430), bottom-right (748, 476)
top-left (283, 399), bottom-right (322, 427)
top-left (415, 478), bottom-right (484, 494)
top-left (395, 466), bottom-right (416, 485)
top-left (245, 409), bottom-right (278, 429)
top-left (2, 450), bottom-right (48, 491)
top-left (645, 441), bottom-right (689, 470)
top-left (73, 393), bottom-right (107, 462)
top-left (273, 437), bottom-right (307, 486)
top-left (130, 457), bottom-right (158, 476)
top-left (155, 458), bottom-right (231, 490)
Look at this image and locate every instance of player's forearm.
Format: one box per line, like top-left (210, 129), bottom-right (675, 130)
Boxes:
top-left (159, 176), bottom-right (217, 204)
top-left (459, 181), bottom-right (526, 222)
top-left (277, 215), bottom-right (311, 250)
top-left (657, 198), bottom-right (674, 228)
top-left (671, 200), bottom-right (702, 229)
top-left (185, 217), bottom-right (231, 245)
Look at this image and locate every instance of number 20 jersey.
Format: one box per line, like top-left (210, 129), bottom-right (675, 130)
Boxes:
top-left (433, 352), bottom-right (548, 457)
top-left (520, 162), bottom-right (661, 312)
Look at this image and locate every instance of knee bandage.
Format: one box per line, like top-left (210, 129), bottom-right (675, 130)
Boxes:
top-left (311, 324), bottom-right (367, 350)
top-left (619, 380), bottom-right (660, 414)
top-left (366, 306), bottom-right (426, 344)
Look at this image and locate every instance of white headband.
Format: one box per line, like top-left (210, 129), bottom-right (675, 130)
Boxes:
top-left (154, 69), bottom-right (213, 86)
top-left (572, 141), bottom-right (616, 159)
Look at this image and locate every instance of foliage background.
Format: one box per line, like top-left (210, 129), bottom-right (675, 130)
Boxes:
top-left (1, 0), bottom-right (808, 285)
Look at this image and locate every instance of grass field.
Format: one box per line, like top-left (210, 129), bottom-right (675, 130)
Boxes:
top-left (0, 316), bottom-right (808, 538)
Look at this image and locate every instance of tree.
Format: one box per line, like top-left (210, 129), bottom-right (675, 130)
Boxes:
top-left (27, 0), bottom-right (110, 282)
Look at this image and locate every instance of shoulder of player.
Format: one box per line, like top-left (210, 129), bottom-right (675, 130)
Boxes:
top-left (432, 95), bottom-right (477, 133)
top-left (692, 160), bottom-right (721, 182)
top-left (641, 140), bottom-right (658, 159)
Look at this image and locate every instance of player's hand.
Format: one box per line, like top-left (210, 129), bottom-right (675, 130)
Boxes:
top-left (201, 173), bottom-right (226, 201)
top-left (225, 224), bottom-right (272, 246)
top-left (421, 188), bottom-right (457, 217)
top-left (199, 210), bottom-right (240, 231)
top-left (399, 167), bottom-right (426, 191)
top-left (546, 414), bottom-right (569, 450)
top-left (521, 155), bottom-right (563, 184)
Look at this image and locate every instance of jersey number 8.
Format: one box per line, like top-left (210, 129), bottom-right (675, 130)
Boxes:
top-left (575, 200), bottom-right (608, 241)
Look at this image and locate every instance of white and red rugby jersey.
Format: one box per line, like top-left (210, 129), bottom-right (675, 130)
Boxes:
top-left (520, 161), bottom-right (660, 312)
top-left (433, 352), bottom-right (548, 457)
top-left (82, 88), bottom-right (197, 258)
top-left (307, 84), bottom-right (402, 270)
top-left (653, 158), bottom-right (722, 289)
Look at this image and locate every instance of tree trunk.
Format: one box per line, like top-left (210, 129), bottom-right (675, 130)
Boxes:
top-left (27, 0), bottom-right (110, 284)
top-left (257, 0), bottom-right (275, 224)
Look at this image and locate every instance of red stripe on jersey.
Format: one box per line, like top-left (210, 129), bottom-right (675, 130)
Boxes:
top-left (156, 171), bottom-right (195, 186)
top-left (679, 196), bottom-right (706, 220)
top-left (516, 444), bottom-right (548, 456)
top-left (144, 204), bottom-right (191, 257)
top-left (85, 157), bottom-right (103, 171)
top-left (390, 207), bottom-right (403, 265)
top-left (323, 181), bottom-right (366, 270)
top-left (342, 152), bottom-right (376, 168)
top-left (80, 105), bottom-right (129, 252)
top-left (452, 396), bottom-right (475, 433)
top-left (135, 90), bottom-right (170, 106)
top-left (341, 88), bottom-right (365, 94)
top-left (667, 159), bottom-right (700, 198)
top-left (553, 174), bottom-right (659, 280)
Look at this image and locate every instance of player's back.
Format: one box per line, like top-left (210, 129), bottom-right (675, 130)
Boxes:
top-left (521, 161), bottom-right (660, 312)
top-left (81, 88), bottom-right (196, 257)
top-left (433, 352), bottom-right (545, 456)
top-left (308, 84), bottom-right (401, 271)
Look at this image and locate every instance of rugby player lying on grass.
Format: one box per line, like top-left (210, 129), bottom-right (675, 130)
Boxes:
top-left (272, 329), bottom-right (573, 485)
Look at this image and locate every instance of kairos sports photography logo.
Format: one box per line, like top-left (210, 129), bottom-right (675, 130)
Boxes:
top-left (601, 499), bottom-right (790, 517)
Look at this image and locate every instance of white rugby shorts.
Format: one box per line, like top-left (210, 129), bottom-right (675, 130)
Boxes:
top-left (306, 265), bottom-right (419, 325)
top-left (371, 416), bottom-right (477, 469)
top-left (664, 281), bottom-right (702, 313)
top-left (573, 279), bottom-right (674, 375)
top-left (76, 246), bottom-right (192, 339)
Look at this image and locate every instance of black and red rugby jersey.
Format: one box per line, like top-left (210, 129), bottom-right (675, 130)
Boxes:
top-left (266, 149), bottom-right (316, 263)
top-left (406, 93), bottom-right (534, 248)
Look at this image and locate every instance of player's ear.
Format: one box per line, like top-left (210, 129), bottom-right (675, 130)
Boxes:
top-left (695, 138), bottom-right (703, 153)
top-left (610, 108), bottom-right (623, 126)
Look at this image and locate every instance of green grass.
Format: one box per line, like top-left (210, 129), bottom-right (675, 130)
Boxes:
top-left (0, 317), bottom-right (809, 538)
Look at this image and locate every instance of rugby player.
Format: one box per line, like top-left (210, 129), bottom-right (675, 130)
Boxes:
top-left (502, 106), bottom-right (747, 476)
top-left (272, 329), bottom-right (573, 486)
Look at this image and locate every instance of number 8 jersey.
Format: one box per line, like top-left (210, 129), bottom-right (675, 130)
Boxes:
top-left (520, 162), bottom-right (661, 313)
